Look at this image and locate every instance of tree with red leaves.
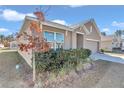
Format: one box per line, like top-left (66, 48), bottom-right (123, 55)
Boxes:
top-left (17, 9), bottom-right (51, 81)
top-left (17, 11), bottom-right (51, 53)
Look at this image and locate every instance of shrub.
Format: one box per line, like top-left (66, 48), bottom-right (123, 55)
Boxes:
top-left (100, 49), bottom-right (104, 53)
top-left (35, 48), bottom-right (91, 73)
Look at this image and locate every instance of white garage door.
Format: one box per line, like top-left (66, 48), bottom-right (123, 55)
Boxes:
top-left (85, 40), bottom-right (98, 53)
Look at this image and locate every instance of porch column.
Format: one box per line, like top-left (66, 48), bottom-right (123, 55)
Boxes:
top-left (72, 32), bottom-right (77, 49)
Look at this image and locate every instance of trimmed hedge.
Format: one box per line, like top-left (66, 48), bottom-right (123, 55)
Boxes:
top-left (35, 48), bottom-right (91, 73)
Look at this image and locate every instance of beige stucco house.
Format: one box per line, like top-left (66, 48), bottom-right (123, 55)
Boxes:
top-left (17, 16), bottom-right (101, 67)
top-left (101, 35), bottom-right (113, 51)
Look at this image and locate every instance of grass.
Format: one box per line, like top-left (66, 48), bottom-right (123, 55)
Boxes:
top-left (0, 50), bottom-right (19, 63)
top-left (0, 48), bottom-right (33, 88)
top-left (0, 47), bottom-right (10, 50)
top-left (0, 48), bottom-right (17, 53)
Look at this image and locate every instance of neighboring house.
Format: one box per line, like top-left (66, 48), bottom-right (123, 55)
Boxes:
top-left (0, 43), bottom-right (4, 48)
top-left (112, 33), bottom-right (124, 50)
top-left (17, 16), bottom-right (101, 67)
top-left (9, 41), bottom-right (18, 49)
top-left (112, 34), bottom-right (122, 49)
top-left (120, 34), bottom-right (124, 50)
top-left (101, 35), bottom-right (113, 51)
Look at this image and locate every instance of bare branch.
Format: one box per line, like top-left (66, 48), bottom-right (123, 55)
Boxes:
top-left (44, 5), bottom-right (52, 17)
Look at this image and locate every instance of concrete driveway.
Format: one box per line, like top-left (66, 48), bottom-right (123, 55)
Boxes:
top-left (90, 53), bottom-right (124, 64)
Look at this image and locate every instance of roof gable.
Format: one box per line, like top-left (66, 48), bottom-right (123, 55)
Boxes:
top-left (84, 20), bottom-right (101, 40)
top-left (73, 19), bottom-right (101, 38)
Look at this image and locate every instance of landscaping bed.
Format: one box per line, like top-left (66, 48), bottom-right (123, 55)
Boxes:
top-left (34, 48), bottom-right (93, 87)
top-left (35, 60), bottom-right (124, 88)
top-left (34, 60), bottom-right (94, 88)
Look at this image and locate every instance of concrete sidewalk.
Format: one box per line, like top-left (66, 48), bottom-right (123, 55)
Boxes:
top-left (90, 53), bottom-right (124, 64)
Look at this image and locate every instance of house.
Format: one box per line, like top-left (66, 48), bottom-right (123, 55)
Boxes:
top-left (112, 34), bottom-right (122, 49)
top-left (101, 35), bottom-right (113, 51)
top-left (112, 33), bottom-right (124, 50)
top-left (0, 43), bottom-right (4, 48)
top-left (120, 33), bottom-right (124, 50)
top-left (9, 41), bottom-right (18, 49)
top-left (17, 16), bottom-right (101, 67)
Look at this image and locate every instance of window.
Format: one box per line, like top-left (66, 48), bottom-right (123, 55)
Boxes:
top-left (56, 33), bottom-right (64, 43)
top-left (44, 31), bottom-right (64, 49)
top-left (44, 31), bottom-right (54, 42)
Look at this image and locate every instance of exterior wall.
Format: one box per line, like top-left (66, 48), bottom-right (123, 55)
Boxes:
top-left (84, 22), bottom-right (101, 52)
top-left (101, 41), bottom-right (112, 51)
top-left (42, 25), bottom-right (72, 49)
top-left (77, 34), bottom-right (84, 48)
top-left (74, 21), bottom-right (101, 52)
top-left (75, 27), bottom-right (86, 34)
top-left (84, 22), bottom-right (101, 40)
top-left (18, 49), bottom-right (32, 67)
top-left (17, 26), bottom-right (33, 67)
